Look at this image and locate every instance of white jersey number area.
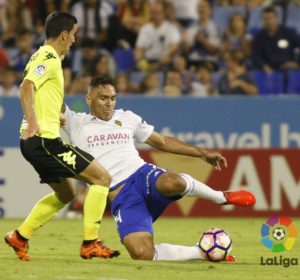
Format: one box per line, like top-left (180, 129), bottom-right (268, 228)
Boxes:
top-left (63, 108), bottom-right (154, 187)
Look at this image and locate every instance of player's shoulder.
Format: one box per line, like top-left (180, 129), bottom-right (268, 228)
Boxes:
top-left (114, 109), bottom-right (141, 121)
top-left (67, 107), bottom-right (89, 119)
top-left (29, 45), bottom-right (59, 66)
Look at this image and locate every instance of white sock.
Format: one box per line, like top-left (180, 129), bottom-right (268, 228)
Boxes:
top-left (179, 173), bottom-right (226, 204)
top-left (153, 243), bottom-right (205, 261)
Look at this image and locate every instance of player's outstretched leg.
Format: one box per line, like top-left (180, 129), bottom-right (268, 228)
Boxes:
top-left (123, 232), bottom-right (234, 262)
top-left (178, 173), bottom-right (256, 206)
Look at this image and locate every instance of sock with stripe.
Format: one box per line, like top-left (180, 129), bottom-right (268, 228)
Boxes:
top-left (179, 173), bottom-right (226, 204)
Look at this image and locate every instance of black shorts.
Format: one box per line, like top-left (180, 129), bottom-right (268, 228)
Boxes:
top-left (20, 136), bottom-right (94, 184)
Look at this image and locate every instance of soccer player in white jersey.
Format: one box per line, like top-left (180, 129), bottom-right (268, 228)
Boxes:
top-left (62, 75), bottom-right (256, 261)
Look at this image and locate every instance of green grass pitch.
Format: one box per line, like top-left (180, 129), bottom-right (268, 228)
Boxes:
top-left (0, 217), bottom-right (299, 280)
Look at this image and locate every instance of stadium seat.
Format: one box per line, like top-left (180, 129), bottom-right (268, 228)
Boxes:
top-left (212, 6), bottom-right (246, 35)
top-left (130, 71), bottom-right (145, 86)
top-left (252, 71), bottom-right (284, 95)
top-left (113, 48), bottom-right (135, 72)
top-left (286, 5), bottom-right (300, 35)
top-left (248, 6), bottom-right (283, 33)
top-left (286, 70), bottom-right (300, 94)
top-left (157, 71), bottom-right (165, 87)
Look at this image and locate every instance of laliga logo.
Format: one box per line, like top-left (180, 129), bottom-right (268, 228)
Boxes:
top-left (260, 216), bottom-right (298, 267)
top-left (261, 216), bottom-right (297, 252)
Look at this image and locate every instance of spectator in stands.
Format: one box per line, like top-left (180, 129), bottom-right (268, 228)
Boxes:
top-left (116, 0), bottom-right (151, 48)
top-left (183, 0), bottom-right (220, 69)
top-left (139, 71), bottom-right (162, 95)
top-left (252, 6), bottom-right (300, 72)
top-left (71, 0), bottom-right (113, 44)
top-left (71, 37), bottom-right (115, 78)
top-left (0, 47), bottom-right (9, 69)
top-left (218, 51), bottom-right (258, 95)
top-left (115, 73), bottom-right (133, 95)
top-left (10, 28), bottom-right (35, 82)
top-left (92, 53), bottom-right (117, 78)
top-left (35, 0), bottom-right (72, 24)
top-left (0, 0), bottom-right (33, 45)
top-left (190, 63), bottom-right (218, 97)
top-left (69, 71), bottom-right (92, 95)
top-left (0, 66), bottom-right (19, 97)
top-left (164, 0), bottom-right (199, 28)
top-left (135, 1), bottom-right (181, 72)
top-left (231, 0), bottom-right (247, 7)
top-left (173, 55), bottom-right (191, 93)
top-left (220, 13), bottom-right (252, 58)
top-left (215, 0), bottom-right (231, 6)
top-left (247, 0), bottom-right (275, 8)
top-left (163, 69), bottom-right (184, 96)
top-left (71, 37), bottom-right (98, 77)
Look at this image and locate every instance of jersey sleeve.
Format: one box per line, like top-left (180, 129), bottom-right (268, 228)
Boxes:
top-left (24, 52), bottom-right (59, 90)
top-left (128, 111), bottom-right (154, 142)
top-left (63, 105), bottom-right (84, 135)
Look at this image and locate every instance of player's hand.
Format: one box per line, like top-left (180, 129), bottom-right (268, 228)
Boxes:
top-left (21, 122), bottom-right (40, 140)
top-left (204, 152), bottom-right (228, 171)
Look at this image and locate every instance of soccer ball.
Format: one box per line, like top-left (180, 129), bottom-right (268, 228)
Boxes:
top-left (198, 228), bottom-right (233, 262)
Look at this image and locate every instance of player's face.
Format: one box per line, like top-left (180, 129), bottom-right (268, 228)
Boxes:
top-left (62, 24), bottom-right (77, 55)
top-left (87, 84), bottom-right (117, 121)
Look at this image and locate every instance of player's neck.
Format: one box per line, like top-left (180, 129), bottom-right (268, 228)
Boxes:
top-left (44, 40), bottom-right (63, 60)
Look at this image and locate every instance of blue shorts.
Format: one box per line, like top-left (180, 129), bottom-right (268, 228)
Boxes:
top-left (111, 163), bottom-right (181, 241)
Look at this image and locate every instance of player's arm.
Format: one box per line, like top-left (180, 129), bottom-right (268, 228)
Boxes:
top-left (19, 79), bottom-right (40, 140)
top-left (145, 131), bottom-right (227, 170)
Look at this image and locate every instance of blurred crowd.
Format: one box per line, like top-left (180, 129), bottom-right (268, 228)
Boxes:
top-left (1, 0), bottom-right (300, 97)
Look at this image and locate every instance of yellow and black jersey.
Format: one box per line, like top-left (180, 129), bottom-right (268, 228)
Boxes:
top-left (20, 45), bottom-right (64, 139)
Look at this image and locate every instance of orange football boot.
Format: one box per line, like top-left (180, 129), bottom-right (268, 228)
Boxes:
top-left (80, 240), bottom-right (120, 259)
top-left (223, 190), bottom-right (256, 206)
top-left (4, 230), bottom-right (31, 261)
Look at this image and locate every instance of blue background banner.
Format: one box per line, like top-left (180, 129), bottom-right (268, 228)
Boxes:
top-left (1, 96), bottom-right (300, 148)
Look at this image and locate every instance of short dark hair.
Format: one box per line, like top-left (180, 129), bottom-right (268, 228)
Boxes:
top-left (45, 11), bottom-right (77, 39)
top-left (90, 75), bottom-right (114, 88)
top-left (262, 6), bottom-right (278, 16)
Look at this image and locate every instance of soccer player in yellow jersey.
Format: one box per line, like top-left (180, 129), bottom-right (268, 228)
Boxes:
top-left (4, 11), bottom-right (119, 261)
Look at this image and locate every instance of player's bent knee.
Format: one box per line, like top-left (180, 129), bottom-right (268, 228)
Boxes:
top-left (157, 173), bottom-right (186, 196)
top-left (96, 171), bottom-right (112, 187)
top-left (129, 246), bottom-right (154, 261)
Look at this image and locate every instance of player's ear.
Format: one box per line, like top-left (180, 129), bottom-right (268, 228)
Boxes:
top-left (61, 30), bottom-right (68, 42)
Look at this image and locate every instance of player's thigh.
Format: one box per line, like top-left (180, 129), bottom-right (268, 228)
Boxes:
top-left (49, 178), bottom-right (75, 203)
top-left (155, 171), bottom-right (186, 197)
top-left (75, 159), bottom-right (111, 186)
top-left (123, 232), bottom-right (155, 260)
